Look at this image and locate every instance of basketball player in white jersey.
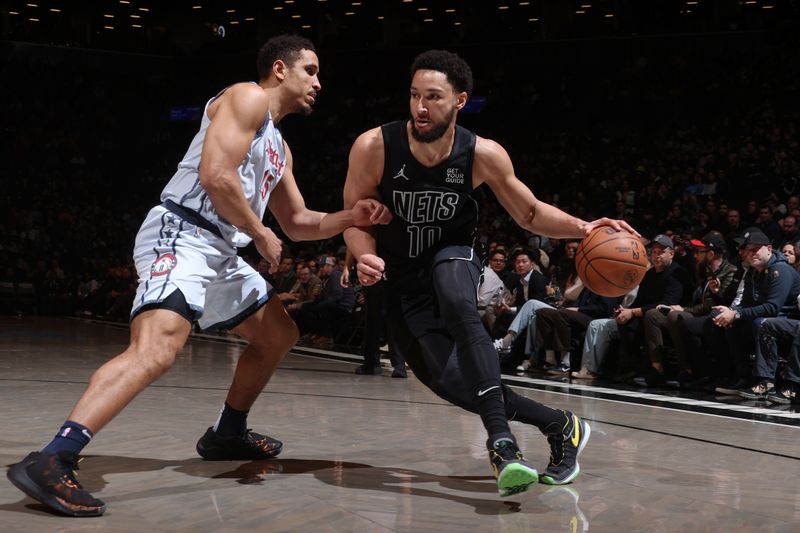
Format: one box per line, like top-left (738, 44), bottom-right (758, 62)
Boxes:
top-left (7, 35), bottom-right (391, 517)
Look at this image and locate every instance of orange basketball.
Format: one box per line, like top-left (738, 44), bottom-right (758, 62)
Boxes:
top-left (574, 227), bottom-right (648, 297)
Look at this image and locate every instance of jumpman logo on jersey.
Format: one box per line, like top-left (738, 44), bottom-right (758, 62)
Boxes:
top-left (393, 164), bottom-right (409, 181)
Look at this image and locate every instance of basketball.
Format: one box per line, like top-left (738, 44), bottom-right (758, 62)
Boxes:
top-left (575, 227), bottom-right (648, 297)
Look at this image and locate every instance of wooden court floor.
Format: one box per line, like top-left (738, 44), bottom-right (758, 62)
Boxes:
top-left (1, 317), bottom-right (798, 532)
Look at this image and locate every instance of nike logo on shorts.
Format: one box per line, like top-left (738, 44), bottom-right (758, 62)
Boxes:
top-left (477, 385), bottom-right (500, 397)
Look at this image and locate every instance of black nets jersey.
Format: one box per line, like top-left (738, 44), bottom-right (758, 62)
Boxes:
top-left (376, 121), bottom-right (479, 282)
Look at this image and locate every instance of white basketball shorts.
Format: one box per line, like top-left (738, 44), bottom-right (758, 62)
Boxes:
top-left (130, 205), bottom-right (271, 331)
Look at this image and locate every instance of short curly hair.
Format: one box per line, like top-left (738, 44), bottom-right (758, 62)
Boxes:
top-left (257, 35), bottom-right (316, 80)
top-left (410, 50), bottom-right (473, 95)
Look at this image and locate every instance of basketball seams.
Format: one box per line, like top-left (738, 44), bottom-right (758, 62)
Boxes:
top-left (589, 256), bottom-right (650, 268)
top-left (578, 234), bottom-right (642, 261)
top-left (587, 261), bottom-right (627, 293)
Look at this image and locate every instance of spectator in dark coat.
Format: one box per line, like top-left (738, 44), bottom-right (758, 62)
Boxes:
top-left (612, 234), bottom-right (687, 380)
top-left (710, 229), bottom-right (800, 395)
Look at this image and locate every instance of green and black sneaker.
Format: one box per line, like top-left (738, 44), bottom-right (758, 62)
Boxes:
top-left (540, 411), bottom-right (591, 485)
top-left (488, 435), bottom-right (539, 497)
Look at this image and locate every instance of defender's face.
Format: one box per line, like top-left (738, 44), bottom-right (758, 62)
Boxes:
top-left (283, 49), bottom-right (321, 116)
top-left (409, 70), bottom-right (465, 143)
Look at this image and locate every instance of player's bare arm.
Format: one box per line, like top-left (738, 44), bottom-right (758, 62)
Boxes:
top-left (343, 128), bottom-right (386, 285)
top-left (269, 141), bottom-right (391, 242)
top-left (474, 137), bottom-right (639, 238)
top-left (200, 83), bottom-right (283, 268)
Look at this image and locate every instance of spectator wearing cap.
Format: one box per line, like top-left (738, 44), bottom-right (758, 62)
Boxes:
top-left (636, 232), bottom-right (738, 387)
top-left (710, 229), bottom-right (800, 396)
top-left (613, 234), bottom-right (689, 381)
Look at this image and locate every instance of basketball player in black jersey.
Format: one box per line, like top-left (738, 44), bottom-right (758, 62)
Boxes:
top-left (343, 50), bottom-right (638, 497)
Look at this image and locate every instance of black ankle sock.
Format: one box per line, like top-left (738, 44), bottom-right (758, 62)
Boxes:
top-left (41, 420), bottom-right (93, 457)
top-left (475, 386), bottom-right (512, 442)
top-left (213, 402), bottom-right (249, 437)
top-left (504, 389), bottom-right (569, 434)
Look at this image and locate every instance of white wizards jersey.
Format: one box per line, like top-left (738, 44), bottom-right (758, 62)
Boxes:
top-left (160, 88), bottom-right (286, 248)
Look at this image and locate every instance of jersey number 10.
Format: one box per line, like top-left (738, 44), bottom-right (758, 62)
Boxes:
top-left (407, 225), bottom-right (442, 258)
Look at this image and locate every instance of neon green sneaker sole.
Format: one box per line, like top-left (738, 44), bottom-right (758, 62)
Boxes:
top-left (497, 462), bottom-right (539, 497)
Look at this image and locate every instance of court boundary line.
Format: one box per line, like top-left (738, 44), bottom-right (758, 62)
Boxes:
top-left (288, 346), bottom-right (800, 427)
top-left (2, 374), bottom-right (797, 461)
top-left (60, 317), bottom-right (800, 427)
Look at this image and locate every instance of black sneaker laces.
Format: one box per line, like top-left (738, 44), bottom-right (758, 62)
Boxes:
top-left (493, 440), bottom-right (520, 461)
top-left (547, 434), bottom-right (565, 466)
top-left (57, 454), bottom-right (85, 490)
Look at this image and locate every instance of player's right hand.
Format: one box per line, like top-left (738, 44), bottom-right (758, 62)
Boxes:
top-left (255, 227), bottom-right (283, 274)
top-left (357, 254), bottom-right (385, 286)
top-left (582, 217), bottom-right (642, 239)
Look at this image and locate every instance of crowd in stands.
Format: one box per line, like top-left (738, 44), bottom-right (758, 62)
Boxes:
top-left (2, 31), bottom-right (799, 403)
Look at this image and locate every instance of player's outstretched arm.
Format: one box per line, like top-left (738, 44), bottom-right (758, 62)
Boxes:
top-left (269, 142), bottom-right (391, 242)
top-left (474, 137), bottom-right (639, 238)
top-left (343, 128), bottom-right (386, 286)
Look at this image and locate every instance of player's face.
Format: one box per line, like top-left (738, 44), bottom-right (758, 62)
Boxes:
top-left (409, 70), bottom-right (466, 143)
top-left (283, 49), bottom-right (321, 116)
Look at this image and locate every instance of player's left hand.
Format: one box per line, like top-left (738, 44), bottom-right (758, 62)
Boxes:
top-left (352, 199), bottom-right (393, 226)
top-left (357, 253), bottom-right (385, 286)
top-left (582, 218), bottom-right (641, 239)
